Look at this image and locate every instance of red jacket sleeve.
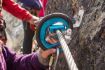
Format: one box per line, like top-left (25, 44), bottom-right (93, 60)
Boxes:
top-left (2, 0), bottom-right (33, 21)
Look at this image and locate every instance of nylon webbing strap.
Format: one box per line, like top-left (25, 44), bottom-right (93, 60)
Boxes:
top-left (56, 30), bottom-right (78, 70)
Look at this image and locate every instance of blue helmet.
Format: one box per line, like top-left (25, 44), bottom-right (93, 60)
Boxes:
top-left (18, 0), bottom-right (43, 10)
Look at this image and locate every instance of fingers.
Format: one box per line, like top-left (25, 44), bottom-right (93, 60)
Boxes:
top-left (46, 37), bottom-right (58, 44)
top-left (46, 33), bottom-right (58, 44)
top-left (32, 15), bottom-right (39, 21)
top-left (40, 48), bottom-right (56, 59)
top-left (28, 16), bottom-right (39, 25)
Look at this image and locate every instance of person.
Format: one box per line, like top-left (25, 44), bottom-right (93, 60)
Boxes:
top-left (18, 0), bottom-right (48, 54)
top-left (0, 38), bottom-right (56, 70)
top-left (0, 0), bottom-right (56, 70)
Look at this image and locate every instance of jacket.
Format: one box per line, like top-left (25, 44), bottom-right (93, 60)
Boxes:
top-left (1, 0), bottom-right (33, 21)
top-left (0, 44), bottom-right (48, 70)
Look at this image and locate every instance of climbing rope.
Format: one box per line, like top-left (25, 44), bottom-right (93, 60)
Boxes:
top-left (56, 30), bottom-right (78, 70)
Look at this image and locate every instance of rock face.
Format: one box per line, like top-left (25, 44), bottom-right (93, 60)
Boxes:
top-left (46, 0), bottom-right (105, 70)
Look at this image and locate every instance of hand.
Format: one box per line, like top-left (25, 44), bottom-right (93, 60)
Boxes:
top-left (40, 48), bottom-right (56, 59)
top-left (27, 15), bottom-right (40, 26)
top-left (37, 48), bottom-right (56, 66)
